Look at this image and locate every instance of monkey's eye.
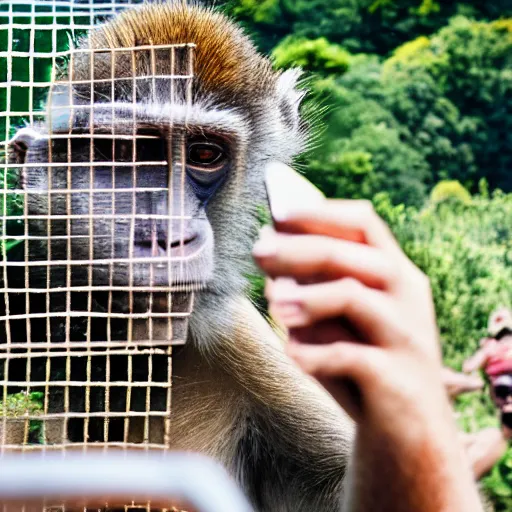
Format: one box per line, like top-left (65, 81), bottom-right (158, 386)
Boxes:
top-left (187, 142), bottom-right (225, 169)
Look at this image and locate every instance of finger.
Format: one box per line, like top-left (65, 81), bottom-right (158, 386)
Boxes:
top-left (462, 358), bottom-right (482, 374)
top-left (286, 340), bottom-right (386, 384)
top-left (255, 230), bottom-right (397, 290)
top-left (445, 379), bottom-right (484, 399)
top-left (458, 382), bottom-right (485, 394)
top-left (286, 341), bottom-right (381, 422)
top-left (268, 278), bottom-right (405, 349)
top-left (453, 378), bottom-right (484, 392)
top-left (288, 318), bottom-right (361, 346)
top-left (273, 200), bottom-right (401, 254)
top-left (269, 278), bottom-right (359, 344)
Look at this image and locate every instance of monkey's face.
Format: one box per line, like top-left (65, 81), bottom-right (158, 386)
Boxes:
top-left (9, 11), bottom-right (307, 306)
top-left (11, 123), bottom-right (237, 293)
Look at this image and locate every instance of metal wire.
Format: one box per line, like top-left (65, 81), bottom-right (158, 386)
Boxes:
top-left (0, 0), bottom-right (196, 465)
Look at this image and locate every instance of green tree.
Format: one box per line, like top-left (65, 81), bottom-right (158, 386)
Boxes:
top-left (273, 36), bottom-right (351, 74)
top-left (301, 70), bottom-right (429, 206)
top-left (430, 180), bottom-right (472, 206)
top-left (383, 17), bottom-right (512, 192)
top-left (222, 0), bottom-right (512, 55)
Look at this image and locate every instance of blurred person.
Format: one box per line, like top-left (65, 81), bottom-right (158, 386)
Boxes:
top-left (464, 307), bottom-right (512, 384)
top-left (253, 198), bottom-right (483, 512)
top-left (464, 309), bottom-right (512, 433)
top-left (446, 309), bottom-right (512, 483)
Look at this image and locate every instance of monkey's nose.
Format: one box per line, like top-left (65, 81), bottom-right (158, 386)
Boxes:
top-left (169, 236), bottom-right (197, 250)
top-left (133, 225), bottom-right (199, 258)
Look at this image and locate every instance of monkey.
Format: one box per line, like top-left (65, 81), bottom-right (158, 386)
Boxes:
top-left (4, 2), bottom-right (355, 510)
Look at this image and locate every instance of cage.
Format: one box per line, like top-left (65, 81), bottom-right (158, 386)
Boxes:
top-left (0, 0), bottom-right (197, 456)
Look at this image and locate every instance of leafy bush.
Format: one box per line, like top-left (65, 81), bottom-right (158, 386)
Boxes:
top-left (0, 391), bottom-right (43, 418)
top-left (430, 180), bottom-right (472, 205)
top-left (273, 37), bottom-right (351, 74)
top-left (382, 17), bottom-right (512, 192)
top-left (244, 13), bottom-right (512, 205)
top-left (301, 73), bottom-right (429, 206)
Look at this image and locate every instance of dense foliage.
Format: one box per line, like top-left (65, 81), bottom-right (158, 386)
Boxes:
top-left (276, 16), bottom-right (512, 205)
top-left (224, 0), bottom-right (511, 55)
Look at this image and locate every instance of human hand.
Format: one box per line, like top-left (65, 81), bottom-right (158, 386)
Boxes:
top-left (253, 199), bottom-right (483, 511)
top-left (253, 199), bottom-right (445, 430)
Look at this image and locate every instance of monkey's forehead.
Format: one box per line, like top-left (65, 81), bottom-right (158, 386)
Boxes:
top-left (71, 3), bottom-right (279, 108)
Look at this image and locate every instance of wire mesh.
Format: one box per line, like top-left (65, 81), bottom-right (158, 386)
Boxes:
top-left (0, 0), bottom-right (197, 456)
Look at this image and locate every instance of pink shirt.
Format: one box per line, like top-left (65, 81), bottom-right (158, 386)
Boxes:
top-left (482, 339), bottom-right (512, 377)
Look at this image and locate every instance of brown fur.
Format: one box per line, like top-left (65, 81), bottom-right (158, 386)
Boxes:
top-left (81, 1), bottom-right (277, 108)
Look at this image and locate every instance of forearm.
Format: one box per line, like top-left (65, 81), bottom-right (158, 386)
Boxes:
top-left (463, 351), bottom-right (488, 373)
top-left (343, 415), bottom-right (484, 512)
top-left (466, 428), bottom-right (508, 480)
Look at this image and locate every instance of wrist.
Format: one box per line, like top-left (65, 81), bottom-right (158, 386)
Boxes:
top-left (353, 418), bottom-right (482, 512)
top-left (361, 355), bottom-right (455, 443)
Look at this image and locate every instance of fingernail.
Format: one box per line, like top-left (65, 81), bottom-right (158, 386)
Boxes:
top-left (270, 302), bottom-right (308, 327)
top-left (253, 238), bottom-right (277, 258)
top-left (253, 227), bottom-right (277, 257)
top-left (272, 204), bottom-right (290, 223)
top-left (271, 277), bottom-right (298, 301)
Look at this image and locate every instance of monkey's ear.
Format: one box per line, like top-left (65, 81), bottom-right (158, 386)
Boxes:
top-left (275, 69), bottom-right (306, 133)
top-left (8, 127), bottom-right (41, 188)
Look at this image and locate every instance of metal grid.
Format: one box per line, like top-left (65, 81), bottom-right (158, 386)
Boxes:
top-left (0, 0), bottom-right (196, 454)
top-left (46, 504), bottom-right (186, 512)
